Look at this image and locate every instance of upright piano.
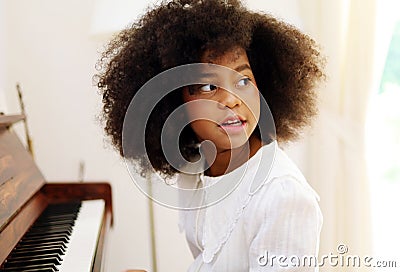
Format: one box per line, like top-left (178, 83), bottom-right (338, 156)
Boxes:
top-left (0, 114), bottom-right (113, 271)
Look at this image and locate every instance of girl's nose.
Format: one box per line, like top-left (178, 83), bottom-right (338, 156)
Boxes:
top-left (217, 88), bottom-right (242, 109)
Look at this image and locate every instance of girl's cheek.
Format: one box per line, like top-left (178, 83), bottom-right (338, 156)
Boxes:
top-left (183, 99), bottom-right (220, 123)
top-left (239, 90), bottom-right (260, 119)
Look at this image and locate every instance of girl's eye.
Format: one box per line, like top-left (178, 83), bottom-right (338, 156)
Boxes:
top-left (236, 77), bottom-right (251, 87)
top-left (199, 84), bottom-right (218, 93)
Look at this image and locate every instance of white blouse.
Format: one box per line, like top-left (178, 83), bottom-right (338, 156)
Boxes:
top-left (178, 141), bottom-right (323, 272)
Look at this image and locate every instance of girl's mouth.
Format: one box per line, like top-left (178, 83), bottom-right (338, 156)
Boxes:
top-left (218, 116), bottom-right (247, 133)
top-left (221, 119), bottom-right (244, 126)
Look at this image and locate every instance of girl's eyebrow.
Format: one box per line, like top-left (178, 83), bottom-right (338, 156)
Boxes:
top-left (195, 63), bottom-right (252, 80)
top-left (234, 63), bottom-right (252, 73)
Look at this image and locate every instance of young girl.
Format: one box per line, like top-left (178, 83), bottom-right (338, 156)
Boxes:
top-left (96, 0), bottom-right (325, 271)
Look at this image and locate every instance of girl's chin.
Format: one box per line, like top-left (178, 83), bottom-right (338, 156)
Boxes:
top-left (213, 138), bottom-right (252, 152)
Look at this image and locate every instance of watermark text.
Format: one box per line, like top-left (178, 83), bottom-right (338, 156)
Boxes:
top-left (258, 244), bottom-right (398, 268)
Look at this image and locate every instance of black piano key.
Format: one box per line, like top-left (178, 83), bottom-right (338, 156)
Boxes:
top-left (36, 212), bottom-right (77, 218)
top-left (20, 235), bottom-right (70, 244)
top-left (35, 210), bottom-right (77, 218)
top-left (23, 231), bottom-right (71, 241)
top-left (17, 238), bottom-right (69, 248)
top-left (12, 269), bottom-right (56, 272)
top-left (3, 256), bottom-right (61, 267)
top-left (41, 203), bottom-right (80, 215)
top-left (5, 253), bottom-right (63, 263)
top-left (1, 263), bottom-right (59, 271)
top-left (10, 248), bottom-right (65, 258)
top-left (23, 230), bottom-right (71, 238)
top-left (35, 216), bottom-right (77, 223)
top-left (13, 241), bottom-right (67, 251)
top-left (29, 220), bottom-right (76, 228)
top-left (17, 268), bottom-right (58, 272)
top-left (25, 227), bottom-right (72, 236)
top-left (0, 202), bottom-right (82, 272)
top-left (26, 226), bottom-right (73, 235)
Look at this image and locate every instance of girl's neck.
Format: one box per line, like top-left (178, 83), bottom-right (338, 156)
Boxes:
top-left (203, 135), bottom-right (262, 177)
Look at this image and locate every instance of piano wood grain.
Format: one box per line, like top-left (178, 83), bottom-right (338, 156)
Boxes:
top-left (0, 126), bottom-right (46, 231)
top-left (0, 115), bottom-right (114, 271)
top-left (0, 192), bottom-right (47, 263)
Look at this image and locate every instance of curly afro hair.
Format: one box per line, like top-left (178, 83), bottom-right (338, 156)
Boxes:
top-left (96, 0), bottom-right (325, 176)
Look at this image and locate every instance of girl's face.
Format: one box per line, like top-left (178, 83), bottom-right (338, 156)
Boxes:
top-left (182, 47), bottom-right (260, 152)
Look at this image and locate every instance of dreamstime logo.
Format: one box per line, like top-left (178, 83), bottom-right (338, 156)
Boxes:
top-left (258, 244), bottom-right (398, 268)
top-left (336, 244), bottom-right (348, 254)
top-left (122, 63), bottom-right (276, 210)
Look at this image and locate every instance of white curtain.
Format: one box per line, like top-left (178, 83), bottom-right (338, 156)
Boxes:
top-left (298, 0), bottom-right (376, 270)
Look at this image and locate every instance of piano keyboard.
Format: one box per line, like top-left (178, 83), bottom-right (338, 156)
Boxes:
top-left (0, 199), bottom-right (105, 272)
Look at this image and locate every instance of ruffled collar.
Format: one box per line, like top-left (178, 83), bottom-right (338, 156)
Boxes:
top-left (178, 141), bottom-right (320, 264)
top-left (199, 141), bottom-right (277, 263)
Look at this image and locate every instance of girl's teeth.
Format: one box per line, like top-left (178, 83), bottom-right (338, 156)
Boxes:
top-left (223, 120), bottom-right (241, 126)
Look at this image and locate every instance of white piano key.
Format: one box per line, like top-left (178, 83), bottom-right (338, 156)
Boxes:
top-left (57, 199), bottom-right (105, 272)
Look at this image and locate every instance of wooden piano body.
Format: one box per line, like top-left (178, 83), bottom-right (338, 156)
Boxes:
top-left (0, 114), bottom-right (113, 271)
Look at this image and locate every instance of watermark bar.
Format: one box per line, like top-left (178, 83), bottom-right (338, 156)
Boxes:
top-left (258, 244), bottom-right (398, 268)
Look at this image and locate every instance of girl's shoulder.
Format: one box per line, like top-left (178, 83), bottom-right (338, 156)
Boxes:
top-left (243, 147), bottom-right (323, 236)
top-left (244, 143), bottom-right (321, 220)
